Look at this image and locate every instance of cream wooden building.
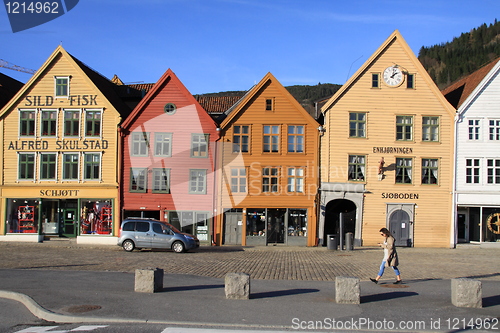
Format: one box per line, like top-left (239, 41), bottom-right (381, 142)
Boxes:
top-left (320, 31), bottom-right (456, 248)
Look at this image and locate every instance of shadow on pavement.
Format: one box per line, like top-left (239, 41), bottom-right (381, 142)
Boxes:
top-left (162, 284), bottom-right (224, 292)
top-left (483, 294), bottom-right (500, 307)
top-left (251, 288), bottom-right (320, 299)
top-left (361, 291), bottom-right (418, 303)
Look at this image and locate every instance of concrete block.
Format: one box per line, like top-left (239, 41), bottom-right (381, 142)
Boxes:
top-left (225, 272), bottom-right (250, 300)
top-left (335, 276), bottom-right (360, 304)
top-left (451, 278), bottom-right (482, 308)
top-left (135, 268), bottom-right (163, 293)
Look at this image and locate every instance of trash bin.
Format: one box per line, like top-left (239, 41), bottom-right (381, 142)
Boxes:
top-left (345, 232), bottom-right (354, 251)
top-left (327, 234), bottom-right (338, 250)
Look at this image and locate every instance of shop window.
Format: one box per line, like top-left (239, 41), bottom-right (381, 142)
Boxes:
top-left (287, 167), bottom-right (304, 192)
top-left (288, 209), bottom-right (307, 237)
top-left (247, 209), bottom-right (266, 237)
top-left (468, 119), bottom-right (480, 140)
top-left (189, 169), bottom-right (207, 194)
top-left (287, 125), bottom-right (304, 153)
top-left (232, 125), bottom-right (249, 153)
top-left (421, 158), bottom-right (438, 184)
top-left (349, 112), bottom-right (366, 138)
top-left (80, 200), bottom-right (113, 235)
top-left (167, 211), bottom-right (208, 239)
top-left (348, 155), bottom-right (365, 181)
top-left (466, 158), bottom-right (480, 184)
top-left (19, 110), bottom-right (36, 136)
top-left (395, 158), bottom-right (412, 184)
top-left (40, 153), bottom-right (57, 180)
top-left (130, 168), bottom-right (147, 192)
top-left (18, 153), bottom-right (35, 180)
top-left (230, 168), bottom-right (247, 193)
top-left (152, 168), bottom-right (170, 193)
top-left (131, 132), bottom-right (149, 156)
top-left (154, 132), bottom-right (172, 157)
top-left (64, 110), bottom-right (80, 137)
top-left (41, 110), bottom-right (57, 137)
top-left (84, 153), bottom-right (100, 180)
top-left (263, 125), bottom-right (279, 153)
top-left (191, 134), bottom-right (209, 158)
top-left (489, 120), bottom-right (500, 140)
top-left (6, 199), bottom-right (39, 233)
top-left (262, 167), bottom-right (279, 192)
top-left (62, 153), bottom-right (79, 180)
top-left (422, 116), bottom-right (439, 142)
top-left (85, 110), bottom-right (101, 137)
top-left (55, 76), bottom-right (69, 97)
top-left (396, 116), bottom-right (413, 141)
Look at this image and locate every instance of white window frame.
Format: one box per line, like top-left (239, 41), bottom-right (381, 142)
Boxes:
top-left (54, 76), bottom-right (70, 98)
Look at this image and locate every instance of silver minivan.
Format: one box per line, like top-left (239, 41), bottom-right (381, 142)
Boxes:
top-left (118, 218), bottom-right (199, 253)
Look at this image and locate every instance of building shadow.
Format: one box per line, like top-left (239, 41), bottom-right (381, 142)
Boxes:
top-left (361, 291), bottom-right (418, 303)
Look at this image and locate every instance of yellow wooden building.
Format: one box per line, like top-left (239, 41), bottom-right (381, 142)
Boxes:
top-left (320, 31), bottom-right (456, 248)
top-left (0, 46), bottom-right (130, 244)
top-left (215, 73), bottom-right (320, 246)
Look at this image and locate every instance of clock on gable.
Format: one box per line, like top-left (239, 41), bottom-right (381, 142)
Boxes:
top-left (383, 66), bottom-right (404, 87)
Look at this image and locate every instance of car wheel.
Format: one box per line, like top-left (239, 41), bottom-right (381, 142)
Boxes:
top-left (172, 241), bottom-right (185, 253)
top-left (122, 239), bottom-right (135, 252)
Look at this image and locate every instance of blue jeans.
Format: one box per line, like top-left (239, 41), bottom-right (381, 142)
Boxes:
top-left (378, 260), bottom-right (401, 277)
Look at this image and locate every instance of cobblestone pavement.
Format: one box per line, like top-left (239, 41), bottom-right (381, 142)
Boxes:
top-left (1, 240), bottom-right (499, 281)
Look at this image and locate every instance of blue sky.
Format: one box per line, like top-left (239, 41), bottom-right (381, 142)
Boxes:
top-left (1, 0), bottom-right (499, 94)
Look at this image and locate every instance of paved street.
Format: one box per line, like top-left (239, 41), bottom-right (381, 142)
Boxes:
top-left (0, 240), bottom-right (499, 282)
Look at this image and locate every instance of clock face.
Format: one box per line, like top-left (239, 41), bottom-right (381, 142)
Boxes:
top-left (383, 66), bottom-right (404, 86)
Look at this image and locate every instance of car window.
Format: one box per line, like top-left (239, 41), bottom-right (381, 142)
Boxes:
top-left (136, 222), bottom-right (150, 232)
top-left (122, 222), bottom-right (135, 231)
top-left (153, 223), bottom-right (171, 234)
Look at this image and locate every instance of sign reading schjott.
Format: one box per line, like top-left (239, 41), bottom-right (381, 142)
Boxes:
top-left (3, 0), bottom-right (79, 33)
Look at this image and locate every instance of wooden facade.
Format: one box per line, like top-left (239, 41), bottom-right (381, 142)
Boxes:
top-left (120, 69), bottom-right (219, 244)
top-left (320, 31), bottom-right (456, 248)
top-left (0, 46), bottom-right (130, 243)
top-left (215, 73), bottom-right (320, 246)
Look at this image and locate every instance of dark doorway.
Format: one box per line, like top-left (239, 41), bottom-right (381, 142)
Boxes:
top-left (267, 208), bottom-right (286, 244)
top-left (389, 209), bottom-right (411, 247)
top-left (324, 199), bottom-right (356, 245)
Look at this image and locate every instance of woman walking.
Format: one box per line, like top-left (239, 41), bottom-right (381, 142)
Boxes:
top-left (370, 227), bottom-right (402, 284)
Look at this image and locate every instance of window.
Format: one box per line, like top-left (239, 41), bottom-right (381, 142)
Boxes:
top-left (421, 159), bottom-right (438, 184)
top-left (130, 168), bottom-right (147, 192)
top-left (465, 159), bottom-right (480, 184)
top-left (468, 120), bottom-right (480, 140)
top-left (40, 153), bottom-right (57, 180)
top-left (41, 110), bottom-right (57, 136)
top-left (62, 153), bottom-right (79, 180)
top-left (164, 103), bottom-right (176, 115)
top-left (489, 120), bottom-right (500, 140)
top-left (487, 159), bottom-right (500, 184)
top-left (372, 73), bottom-right (380, 88)
top-left (396, 116), bottom-right (413, 141)
top-left (189, 169), bottom-right (207, 194)
top-left (152, 168), bottom-right (170, 193)
top-left (349, 112), bottom-right (366, 138)
top-left (407, 74), bottom-right (415, 89)
top-left (19, 110), bottom-right (36, 136)
top-left (287, 167), bottom-right (304, 192)
top-left (154, 133), bottom-right (172, 157)
top-left (131, 132), bottom-right (149, 156)
top-left (422, 116), bottom-right (439, 142)
top-left (85, 110), bottom-right (101, 137)
top-left (18, 153), bottom-right (35, 180)
top-left (263, 125), bottom-right (280, 153)
top-left (348, 155), bottom-right (365, 181)
top-left (84, 153), bottom-right (100, 180)
top-left (287, 126), bottom-right (304, 153)
top-left (233, 125), bottom-right (249, 153)
top-left (55, 76), bottom-right (69, 97)
top-left (230, 168), bottom-right (247, 193)
top-left (265, 98), bottom-right (273, 111)
top-left (262, 167), bottom-right (279, 193)
top-left (64, 110), bottom-right (80, 137)
top-left (395, 158), bottom-right (412, 184)
top-left (191, 134), bottom-right (208, 157)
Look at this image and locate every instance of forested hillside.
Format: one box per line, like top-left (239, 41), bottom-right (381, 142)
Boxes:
top-left (418, 20), bottom-right (500, 89)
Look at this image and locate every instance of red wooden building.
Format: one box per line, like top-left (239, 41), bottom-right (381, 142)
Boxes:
top-left (120, 69), bottom-right (219, 244)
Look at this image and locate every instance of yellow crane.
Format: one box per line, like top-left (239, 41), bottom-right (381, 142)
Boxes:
top-left (0, 59), bottom-right (36, 74)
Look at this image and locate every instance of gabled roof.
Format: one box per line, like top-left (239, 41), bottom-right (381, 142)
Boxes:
top-left (0, 72), bottom-right (24, 109)
top-left (195, 94), bottom-right (246, 117)
top-left (120, 68), bottom-right (218, 130)
top-left (321, 30), bottom-right (455, 116)
top-left (219, 72), bottom-right (318, 127)
top-left (441, 57), bottom-right (500, 110)
top-left (0, 45), bottom-right (131, 119)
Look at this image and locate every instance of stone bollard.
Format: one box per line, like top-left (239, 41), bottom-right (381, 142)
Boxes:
top-left (451, 278), bottom-right (482, 308)
top-left (225, 272), bottom-right (250, 300)
top-left (135, 268), bottom-right (164, 293)
top-left (335, 276), bottom-right (360, 304)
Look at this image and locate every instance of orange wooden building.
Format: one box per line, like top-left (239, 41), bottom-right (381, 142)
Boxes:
top-left (214, 73), bottom-right (320, 246)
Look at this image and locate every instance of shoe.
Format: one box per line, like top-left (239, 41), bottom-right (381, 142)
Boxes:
top-left (394, 280), bottom-right (402, 284)
top-left (370, 278), bottom-right (378, 284)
